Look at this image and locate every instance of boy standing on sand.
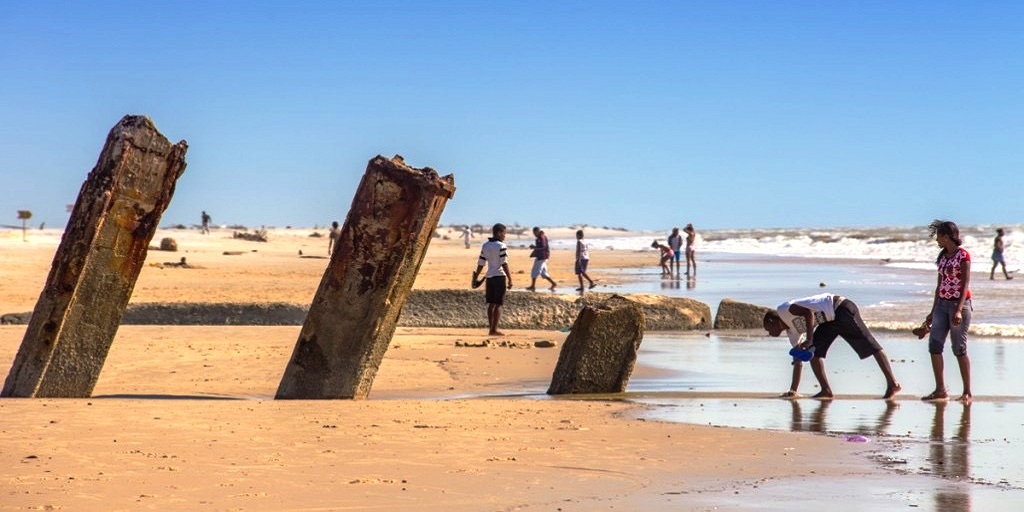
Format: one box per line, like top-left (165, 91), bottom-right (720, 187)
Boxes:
top-left (684, 223), bottom-right (697, 276)
top-left (527, 226), bottom-right (557, 291)
top-left (763, 293), bottom-right (901, 400)
top-left (473, 223), bottom-right (512, 336)
top-left (327, 221), bottom-right (340, 255)
top-left (575, 229), bottom-right (596, 292)
top-left (667, 227), bottom-right (684, 276)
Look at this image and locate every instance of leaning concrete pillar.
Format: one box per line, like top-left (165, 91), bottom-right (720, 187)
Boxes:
top-left (547, 295), bottom-right (646, 395)
top-left (1, 115), bottom-right (188, 398)
top-left (276, 155), bottom-right (455, 399)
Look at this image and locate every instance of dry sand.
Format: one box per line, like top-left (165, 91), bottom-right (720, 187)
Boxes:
top-left (1, 227), bottom-right (915, 510)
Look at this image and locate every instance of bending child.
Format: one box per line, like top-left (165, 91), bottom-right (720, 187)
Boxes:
top-left (763, 293), bottom-right (901, 400)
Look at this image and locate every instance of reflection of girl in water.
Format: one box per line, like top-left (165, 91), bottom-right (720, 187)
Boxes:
top-left (928, 402), bottom-right (971, 509)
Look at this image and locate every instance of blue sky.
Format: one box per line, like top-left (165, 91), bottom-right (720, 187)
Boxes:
top-left (1, 1), bottom-right (1021, 231)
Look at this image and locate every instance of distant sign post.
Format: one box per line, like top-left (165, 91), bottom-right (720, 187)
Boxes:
top-left (17, 210), bottom-right (31, 242)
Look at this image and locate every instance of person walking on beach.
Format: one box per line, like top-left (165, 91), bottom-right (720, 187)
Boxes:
top-left (667, 227), bottom-right (684, 276)
top-left (763, 293), bottom-right (902, 400)
top-left (473, 223), bottom-right (513, 336)
top-left (991, 228), bottom-right (1012, 280)
top-left (201, 210), bottom-right (211, 234)
top-left (527, 227), bottom-right (557, 291)
top-left (684, 223), bottom-right (697, 276)
top-left (463, 226), bottom-right (473, 249)
top-left (651, 240), bottom-right (673, 275)
top-left (921, 220), bottom-right (974, 403)
top-left (327, 221), bottom-right (340, 256)
top-left (575, 229), bottom-right (596, 292)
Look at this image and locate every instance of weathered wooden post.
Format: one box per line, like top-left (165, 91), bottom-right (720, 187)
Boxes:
top-left (17, 210), bottom-right (31, 242)
top-left (547, 295), bottom-right (646, 395)
top-left (1, 115), bottom-right (188, 398)
top-left (276, 155), bottom-right (455, 399)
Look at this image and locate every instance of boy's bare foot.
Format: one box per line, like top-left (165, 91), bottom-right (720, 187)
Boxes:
top-left (811, 391), bottom-right (834, 400)
top-left (779, 390), bottom-right (801, 399)
top-left (488, 331), bottom-right (505, 336)
top-left (921, 389), bottom-right (948, 401)
top-left (525, 286), bottom-right (536, 291)
top-left (883, 383), bottom-right (902, 400)
top-left (958, 393), bottom-right (973, 403)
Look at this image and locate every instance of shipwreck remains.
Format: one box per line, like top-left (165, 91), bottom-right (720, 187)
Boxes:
top-left (2, 115), bottom-right (188, 398)
top-left (276, 155), bottom-right (455, 399)
top-left (547, 295), bottom-right (645, 395)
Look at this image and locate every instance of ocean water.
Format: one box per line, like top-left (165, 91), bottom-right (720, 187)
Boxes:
top-left (562, 224), bottom-right (1024, 506)
top-left (537, 223), bottom-right (1024, 336)
top-left (625, 335), bottom-right (1024, 508)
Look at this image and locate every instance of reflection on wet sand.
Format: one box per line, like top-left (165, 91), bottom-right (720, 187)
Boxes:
top-left (788, 399), bottom-right (900, 435)
top-left (786, 399), bottom-right (975, 508)
top-left (789, 399), bottom-right (831, 432)
top-left (929, 401), bottom-right (972, 510)
top-left (659, 275), bottom-right (696, 291)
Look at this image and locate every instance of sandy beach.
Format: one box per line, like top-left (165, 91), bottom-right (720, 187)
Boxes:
top-left (0, 226), bottom-right (1016, 510)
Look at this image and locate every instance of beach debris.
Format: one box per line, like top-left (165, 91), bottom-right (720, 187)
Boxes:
top-left (2, 115), bottom-right (187, 398)
top-left (819, 282), bottom-right (827, 287)
top-left (455, 340), bottom-right (490, 348)
top-left (233, 228), bottom-right (268, 242)
top-left (534, 340), bottom-right (556, 348)
top-left (845, 435), bottom-right (870, 443)
top-left (159, 237), bottom-right (178, 251)
top-left (276, 155), bottom-right (456, 400)
top-left (713, 298), bottom-right (772, 329)
top-left (1, 312), bottom-right (32, 325)
top-left (150, 257), bottom-right (192, 269)
top-left (547, 295), bottom-right (645, 395)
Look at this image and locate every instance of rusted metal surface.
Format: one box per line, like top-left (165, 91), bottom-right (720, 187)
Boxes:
top-left (276, 155), bottom-right (455, 399)
top-left (1, 115), bottom-right (187, 398)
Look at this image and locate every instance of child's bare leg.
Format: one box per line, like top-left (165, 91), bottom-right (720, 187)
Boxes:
top-left (923, 354), bottom-right (949, 400)
top-left (809, 357), bottom-right (833, 399)
top-left (873, 350), bottom-right (902, 399)
top-left (956, 354), bottom-right (972, 402)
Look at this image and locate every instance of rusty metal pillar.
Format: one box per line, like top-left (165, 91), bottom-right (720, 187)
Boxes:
top-left (1, 115), bottom-right (188, 398)
top-left (275, 155), bottom-right (455, 399)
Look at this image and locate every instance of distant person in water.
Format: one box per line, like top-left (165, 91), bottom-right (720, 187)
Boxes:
top-left (651, 240), bottom-right (673, 275)
top-left (991, 228), bottom-right (1012, 280)
top-left (327, 221), bottom-right (340, 255)
top-left (473, 223), bottom-right (512, 336)
top-left (667, 227), bottom-right (683, 275)
top-left (575, 229), bottom-right (597, 292)
top-left (763, 293), bottom-right (901, 400)
top-left (921, 220), bottom-right (973, 403)
top-left (684, 223), bottom-right (697, 276)
top-left (527, 226), bottom-right (557, 291)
